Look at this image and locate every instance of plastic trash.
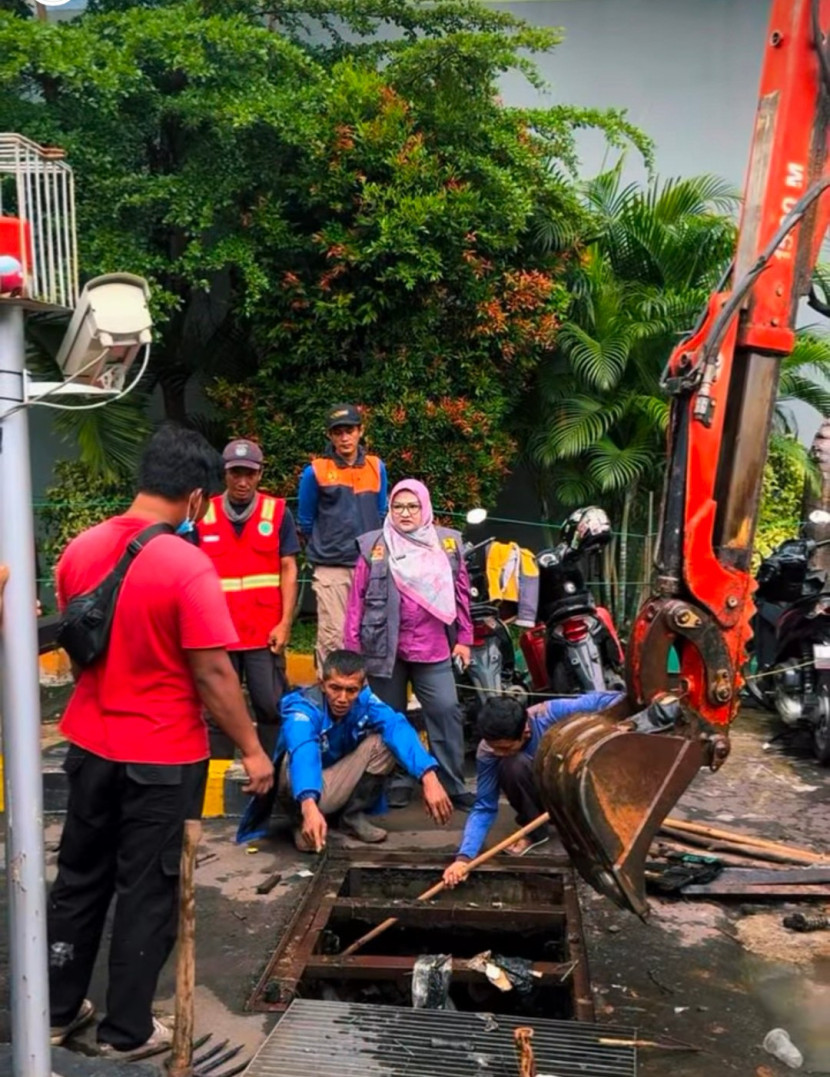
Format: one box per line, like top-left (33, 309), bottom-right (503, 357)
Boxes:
top-left (412, 954), bottom-right (453, 1009)
top-left (763, 1028), bottom-right (803, 1069)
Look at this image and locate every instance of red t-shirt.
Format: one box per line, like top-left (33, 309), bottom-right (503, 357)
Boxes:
top-left (56, 515), bottom-right (239, 764)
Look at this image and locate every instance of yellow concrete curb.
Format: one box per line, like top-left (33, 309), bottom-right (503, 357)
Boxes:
top-left (286, 651), bottom-right (315, 685)
top-left (39, 648), bottom-right (317, 687)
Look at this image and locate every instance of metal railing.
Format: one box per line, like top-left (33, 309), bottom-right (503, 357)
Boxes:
top-left (0, 133), bottom-right (78, 309)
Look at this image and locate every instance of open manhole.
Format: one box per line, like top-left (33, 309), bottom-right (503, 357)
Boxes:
top-left (248, 849), bottom-right (594, 1022)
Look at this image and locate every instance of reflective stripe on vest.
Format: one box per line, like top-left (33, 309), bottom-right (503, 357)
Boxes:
top-left (220, 573), bottom-right (281, 593)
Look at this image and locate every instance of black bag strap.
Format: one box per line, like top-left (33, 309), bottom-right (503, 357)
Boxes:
top-left (110, 522), bottom-right (175, 584)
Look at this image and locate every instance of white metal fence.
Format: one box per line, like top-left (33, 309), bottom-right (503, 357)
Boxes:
top-left (0, 133), bottom-right (78, 309)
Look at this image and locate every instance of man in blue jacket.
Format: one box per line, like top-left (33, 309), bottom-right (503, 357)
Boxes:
top-left (239, 649), bottom-right (453, 851)
top-left (442, 691), bottom-right (623, 886)
top-left (297, 404), bottom-right (388, 670)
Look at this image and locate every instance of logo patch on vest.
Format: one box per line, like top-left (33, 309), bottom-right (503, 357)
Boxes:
top-left (258, 521), bottom-right (274, 537)
top-left (442, 537), bottom-right (456, 552)
top-left (370, 544), bottom-right (385, 561)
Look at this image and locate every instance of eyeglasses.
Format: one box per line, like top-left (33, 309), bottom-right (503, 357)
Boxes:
top-left (391, 502), bottom-right (421, 515)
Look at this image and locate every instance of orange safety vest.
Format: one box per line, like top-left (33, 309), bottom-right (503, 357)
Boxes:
top-left (198, 493), bottom-right (285, 650)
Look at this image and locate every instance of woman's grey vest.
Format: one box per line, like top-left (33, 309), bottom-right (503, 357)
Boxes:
top-left (355, 528), bottom-right (463, 678)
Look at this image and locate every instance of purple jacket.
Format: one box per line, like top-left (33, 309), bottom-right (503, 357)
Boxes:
top-left (344, 530), bottom-right (474, 676)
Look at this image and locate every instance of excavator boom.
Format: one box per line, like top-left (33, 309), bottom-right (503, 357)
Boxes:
top-left (535, 0), bottom-right (830, 918)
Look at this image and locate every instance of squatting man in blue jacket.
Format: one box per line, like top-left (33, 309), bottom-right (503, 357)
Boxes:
top-left (240, 649), bottom-right (453, 852)
top-left (442, 690), bottom-right (622, 887)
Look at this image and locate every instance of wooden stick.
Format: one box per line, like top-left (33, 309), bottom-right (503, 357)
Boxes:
top-left (340, 812), bottom-right (551, 957)
top-left (664, 817), bottom-right (824, 861)
top-left (652, 839), bottom-right (784, 870)
top-left (168, 819), bottom-right (202, 1077)
top-left (658, 825), bottom-right (826, 866)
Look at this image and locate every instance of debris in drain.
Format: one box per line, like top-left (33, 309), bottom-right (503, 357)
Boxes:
top-left (782, 911), bottom-right (829, 932)
top-left (430, 1036), bottom-right (475, 1051)
top-left (412, 954), bottom-right (453, 1010)
top-left (320, 930), bottom-right (340, 954)
top-left (475, 1013), bottom-right (499, 1032)
top-left (468, 952), bottom-right (542, 995)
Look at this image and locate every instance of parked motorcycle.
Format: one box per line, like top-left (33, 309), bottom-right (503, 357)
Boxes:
top-left (744, 514), bottom-right (830, 764)
top-left (519, 506), bottom-right (625, 695)
top-left (454, 510), bottom-right (527, 737)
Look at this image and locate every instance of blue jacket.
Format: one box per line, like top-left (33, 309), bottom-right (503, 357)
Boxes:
top-left (456, 691), bottom-right (623, 861)
top-left (236, 684), bottom-right (437, 842)
top-left (297, 446), bottom-right (388, 566)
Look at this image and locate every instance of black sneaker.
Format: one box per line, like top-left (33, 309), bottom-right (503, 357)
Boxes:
top-left (451, 792), bottom-right (476, 812)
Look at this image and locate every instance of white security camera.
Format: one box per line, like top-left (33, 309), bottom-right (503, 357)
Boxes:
top-left (54, 273), bottom-right (152, 388)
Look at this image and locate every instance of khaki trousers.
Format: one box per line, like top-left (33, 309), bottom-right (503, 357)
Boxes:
top-left (311, 564), bottom-right (354, 669)
top-left (278, 733), bottom-right (395, 817)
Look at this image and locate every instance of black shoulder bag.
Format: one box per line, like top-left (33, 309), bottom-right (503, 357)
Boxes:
top-left (57, 522), bottom-right (174, 668)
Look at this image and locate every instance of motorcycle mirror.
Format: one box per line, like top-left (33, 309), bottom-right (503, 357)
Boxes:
top-left (809, 509), bottom-right (830, 525)
top-left (466, 508), bottom-right (488, 526)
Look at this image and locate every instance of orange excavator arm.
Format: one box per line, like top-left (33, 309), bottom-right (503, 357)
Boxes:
top-left (535, 0), bottom-right (830, 918)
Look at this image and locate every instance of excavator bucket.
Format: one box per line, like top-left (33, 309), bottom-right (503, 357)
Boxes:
top-left (534, 706), bottom-right (706, 918)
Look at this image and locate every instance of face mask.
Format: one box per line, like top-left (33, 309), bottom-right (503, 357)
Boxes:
top-left (176, 490), bottom-right (203, 538)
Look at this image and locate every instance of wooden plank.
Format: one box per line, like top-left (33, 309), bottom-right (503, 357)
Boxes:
top-left (683, 881), bottom-right (830, 897)
top-left (303, 954), bottom-right (575, 984)
top-left (331, 896), bottom-right (565, 928)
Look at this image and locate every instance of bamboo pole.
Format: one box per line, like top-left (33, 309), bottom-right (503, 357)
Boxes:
top-left (340, 812), bottom-right (551, 957)
top-left (658, 825), bottom-right (825, 866)
top-left (664, 817), bottom-right (825, 861)
top-left (652, 839), bottom-right (784, 870)
top-left (168, 819), bottom-right (202, 1077)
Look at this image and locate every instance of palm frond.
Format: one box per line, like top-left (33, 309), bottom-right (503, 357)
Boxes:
top-left (777, 372), bottom-right (830, 418)
top-left (557, 322), bottom-right (631, 391)
top-left (586, 431), bottom-right (655, 492)
top-left (528, 394), bottom-right (626, 462)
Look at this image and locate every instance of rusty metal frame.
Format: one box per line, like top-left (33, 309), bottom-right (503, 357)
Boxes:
top-left (247, 849), bottom-right (595, 1022)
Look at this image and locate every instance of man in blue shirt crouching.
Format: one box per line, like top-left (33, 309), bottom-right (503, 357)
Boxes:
top-left (443, 690), bottom-right (622, 887)
top-left (238, 649), bottom-right (453, 852)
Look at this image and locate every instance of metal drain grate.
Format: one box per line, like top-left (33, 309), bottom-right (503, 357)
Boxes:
top-left (245, 1000), bottom-right (638, 1077)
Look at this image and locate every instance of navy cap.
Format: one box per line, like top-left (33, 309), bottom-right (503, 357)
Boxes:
top-left (326, 403), bottom-right (362, 430)
top-left (222, 439), bottom-right (264, 470)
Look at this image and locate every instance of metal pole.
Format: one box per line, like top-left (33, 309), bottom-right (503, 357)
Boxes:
top-left (0, 303), bottom-right (52, 1077)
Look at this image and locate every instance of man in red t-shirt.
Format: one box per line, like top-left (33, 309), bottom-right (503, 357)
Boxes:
top-left (47, 424), bottom-right (274, 1062)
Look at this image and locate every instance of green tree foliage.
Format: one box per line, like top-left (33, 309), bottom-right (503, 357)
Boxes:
top-left (525, 165), bottom-right (740, 511)
top-left (754, 437), bottom-right (816, 567)
top-left (38, 460), bottom-right (132, 569)
top-left (523, 165), bottom-right (830, 625)
top-left (0, 0), bottom-right (648, 504)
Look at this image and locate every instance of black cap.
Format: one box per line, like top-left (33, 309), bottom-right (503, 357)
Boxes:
top-left (325, 403), bottom-right (362, 430)
top-left (222, 439), bottom-right (264, 470)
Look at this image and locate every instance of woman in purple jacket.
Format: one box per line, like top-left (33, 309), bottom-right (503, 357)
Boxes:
top-left (344, 479), bottom-right (475, 809)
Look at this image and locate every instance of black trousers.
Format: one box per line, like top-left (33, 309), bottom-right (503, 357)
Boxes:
top-left (498, 752), bottom-right (551, 840)
top-left (209, 647), bottom-right (287, 759)
top-left (47, 746), bottom-right (208, 1050)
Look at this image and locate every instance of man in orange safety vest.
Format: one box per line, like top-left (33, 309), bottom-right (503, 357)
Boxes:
top-left (197, 439), bottom-right (300, 757)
